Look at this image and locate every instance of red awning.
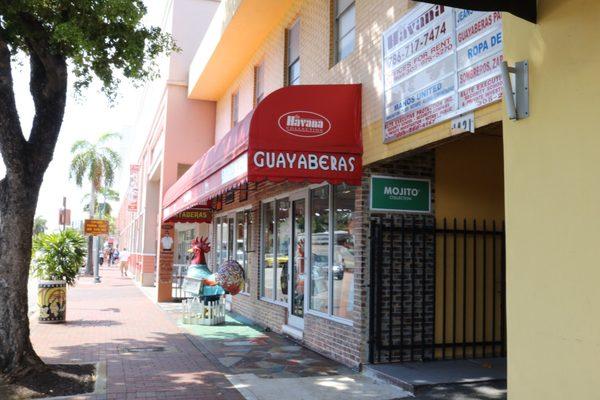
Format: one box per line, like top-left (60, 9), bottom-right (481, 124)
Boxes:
top-left (163, 84), bottom-right (362, 221)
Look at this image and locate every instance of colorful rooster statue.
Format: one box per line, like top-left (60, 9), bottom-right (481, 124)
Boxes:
top-left (183, 236), bottom-right (225, 300)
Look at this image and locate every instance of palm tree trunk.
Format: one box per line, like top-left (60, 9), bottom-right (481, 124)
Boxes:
top-left (85, 182), bottom-right (96, 275)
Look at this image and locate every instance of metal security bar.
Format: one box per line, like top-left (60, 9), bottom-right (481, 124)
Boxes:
top-left (369, 216), bottom-right (506, 363)
top-left (172, 264), bottom-right (189, 301)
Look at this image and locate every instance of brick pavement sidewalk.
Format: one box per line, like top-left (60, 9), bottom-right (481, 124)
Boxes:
top-left (30, 266), bottom-right (244, 400)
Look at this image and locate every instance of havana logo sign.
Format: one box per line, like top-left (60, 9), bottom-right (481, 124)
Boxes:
top-left (278, 111), bottom-right (331, 138)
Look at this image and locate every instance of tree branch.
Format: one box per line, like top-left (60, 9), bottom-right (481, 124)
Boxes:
top-left (26, 48), bottom-right (67, 176)
top-left (15, 13), bottom-right (68, 178)
top-left (0, 37), bottom-right (27, 174)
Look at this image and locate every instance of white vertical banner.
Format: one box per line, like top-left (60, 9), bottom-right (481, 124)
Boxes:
top-left (127, 164), bottom-right (140, 212)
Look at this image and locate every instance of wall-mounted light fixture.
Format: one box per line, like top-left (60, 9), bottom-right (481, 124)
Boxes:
top-left (501, 60), bottom-right (529, 120)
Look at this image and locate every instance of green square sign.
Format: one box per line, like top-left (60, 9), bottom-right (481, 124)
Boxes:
top-left (370, 175), bottom-right (431, 213)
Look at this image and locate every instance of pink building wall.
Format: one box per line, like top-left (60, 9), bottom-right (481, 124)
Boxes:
top-left (117, 0), bottom-right (219, 292)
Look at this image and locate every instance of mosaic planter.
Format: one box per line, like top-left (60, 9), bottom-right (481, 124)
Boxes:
top-left (38, 280), bottom-right (67, 323)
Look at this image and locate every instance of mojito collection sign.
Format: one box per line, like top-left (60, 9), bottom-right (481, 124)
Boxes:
top-left (382, 4), bottom-right (503, 143)
top-left (370, 176), bottom-right (431, 213)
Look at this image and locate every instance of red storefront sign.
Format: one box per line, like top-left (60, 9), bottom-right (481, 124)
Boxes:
top-left (247, 84), bottom-right (362, 185)
top-left (162, 84), bottom-right (362, 221)
top-left (165, 208), bottom-right (212, 224)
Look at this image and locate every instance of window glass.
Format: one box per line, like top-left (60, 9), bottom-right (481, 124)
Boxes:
top-left (310, 186), bottom-right (329, 313)
top-left (288, 61), bottom-right (301, 86)
top-left (291, 199), bottom-right (306, 318)
top-left (220, 218), bottom-right (229, 267)
top-left (227, 217), bottom-right (234, 260)
top-left (332, 184), bottom-right (356, 319)
top-left (338, 5), bottom-right (355, 36)
top-left (276, 199), bottom-right (290, 303)
top-left (215, 217), bottom-right (222, 266)
top-left (287, 20), bottom-right (300, 86)
top-left (336, 0), bottom-right (353, 14)
top-left (255, 64), bottom-right (264, 104)
top-left (236, 211), bottom-right (246, 291)
top-left (338, 31), bottom-right (355, 62)
top-left (231, 92), bottom-right (239, 126)
top-left (288, 20), bottom-right (300, 64)
top-left (335, 1), bottom-right (355, 62)
top-left (245, 210), bottom-right (254, 290)
top-left (262, 202), bottom-right (275, 298)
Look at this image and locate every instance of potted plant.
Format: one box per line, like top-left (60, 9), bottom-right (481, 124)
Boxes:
top-left (31, 228), bottom-right (87, 323)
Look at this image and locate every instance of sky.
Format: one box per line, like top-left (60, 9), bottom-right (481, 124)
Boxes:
top-left (0, 0), bottom-right (166, 232)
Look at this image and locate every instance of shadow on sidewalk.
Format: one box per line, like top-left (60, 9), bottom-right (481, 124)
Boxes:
top-left (37, 331), bottom-right (244, 397)
top-left (162, 309), bottom-right (354, 379)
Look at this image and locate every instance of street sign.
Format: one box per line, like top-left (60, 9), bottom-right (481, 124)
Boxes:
top-left (84, 219), bottom-right (109, 236)
top-left (370, 175), bottom-right (431, 213)
top-left (58, 208), bottom-right (71, 226)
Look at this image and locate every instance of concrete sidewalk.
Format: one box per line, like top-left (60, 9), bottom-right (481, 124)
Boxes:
top-left (30, 266), bottom-right (244, 400)
top-left (159, 304), bottom-right (410, 400)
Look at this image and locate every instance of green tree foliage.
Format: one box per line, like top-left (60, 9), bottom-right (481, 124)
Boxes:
top-left (0, 0), bottom-right (176, 98)
top-left (31, 229), bottom-right (87, 285)
top-left (32, 215), bottom-right (46, 235)
top-left (0, 0), bottom-right (176, 378)
top-left (70, 132), bottom-right (122, 196)
top-left (83, 187), bottom-right (119, 217)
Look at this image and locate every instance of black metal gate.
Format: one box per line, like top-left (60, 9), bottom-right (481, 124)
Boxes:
top-left (369, 215), bottom-right (506, 363)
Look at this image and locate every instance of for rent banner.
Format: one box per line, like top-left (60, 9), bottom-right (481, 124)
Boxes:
top-left (382, 5), bottom-right (503, 143)
top-left (127, 165), bottom-right (140, 212)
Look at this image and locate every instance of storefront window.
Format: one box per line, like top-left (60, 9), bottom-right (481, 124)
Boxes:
top-left (310, 186), bottom-right (330, 313)
top-left (332, 183), bottom-right (355, 319)
top-left (215, 217), bottom-right (222, 266)
top-left (215, 209), bottom-right (253, 292)
top-left (227, 217), bottom-right (234, 260)
top-left (245, 210), bottom-right (253, 290)
top-left (236, 211), bottom-right (245, 291)
top-left (262, 202), bottom-right (275, 298)
top-left (176, 227), bottom-right (195, 265)
top-left (276, 199), bottom-right (290, 303)
top-left (220, 218), bottom-right (229, 267)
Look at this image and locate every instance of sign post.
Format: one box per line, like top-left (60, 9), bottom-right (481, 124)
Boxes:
top-left (84, 219), bottom-right (109, 284)
top-left (370, 175), bottom-right (431, 213)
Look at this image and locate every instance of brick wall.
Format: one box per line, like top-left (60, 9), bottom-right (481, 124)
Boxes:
top-left (362, 150), bottom-right (436, 363)
top-left (212, 0), bottom-right (416, 157)
top-left (200, 0), bottom-right (450, 368)
top-left (205, 150), bottom-right (436, 369)
top-left (208, 180), bottom-right (364, 367)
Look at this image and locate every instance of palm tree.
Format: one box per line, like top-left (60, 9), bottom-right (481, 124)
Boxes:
top-left (33, 216), bottom-right (47, 236)
top-left (69, 132), bottom-right (122, 276)
top-left (83, 187), bottom-right (120, 218)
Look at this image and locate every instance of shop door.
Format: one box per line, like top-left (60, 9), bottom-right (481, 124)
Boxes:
top-left (288, 197), bottom-right (306, 330)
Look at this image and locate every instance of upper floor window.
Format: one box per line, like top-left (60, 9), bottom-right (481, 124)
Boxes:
top-left (254, 64), bottom-right (265, 105)
top-left (334, 0), bottom-right (355, 63)
top-left (286, 19), bottom-right (300, 86)
top-left (231, 91), bottom-right (239, 127)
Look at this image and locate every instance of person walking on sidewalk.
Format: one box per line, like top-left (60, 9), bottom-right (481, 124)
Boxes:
top-left (112, 247), bottom-right (120, 266)
top-left (119, 248), bottom-right (130, 277)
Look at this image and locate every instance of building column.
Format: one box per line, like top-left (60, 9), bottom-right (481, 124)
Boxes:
top-left (157, 223), bottom-right (174, 302)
